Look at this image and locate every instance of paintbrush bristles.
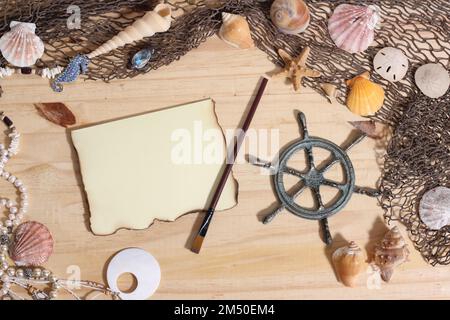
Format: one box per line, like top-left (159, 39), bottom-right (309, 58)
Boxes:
top-left (191, 235), bottom-right (204, 254)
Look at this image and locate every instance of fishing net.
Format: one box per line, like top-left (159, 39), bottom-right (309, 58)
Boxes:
top-left (1, 0), bottom-right (449, 264)
top-left (381, 94), bottom-right (450, 266)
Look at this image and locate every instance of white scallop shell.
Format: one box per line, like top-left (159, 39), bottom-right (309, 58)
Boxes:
top-left (373, 47), bottom-right (409, 82)
top-left (415, 63), bottom-right (449, 99)
top-left (328, 4), bottom-right (380, 54)
top-left (0, 21), bottom-right (45, 67)
top-left (419, 186), bottom-right (450, 230)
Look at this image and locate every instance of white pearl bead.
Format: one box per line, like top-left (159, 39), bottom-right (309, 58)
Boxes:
top-left (14, 180), bottom-right (22, 187)
top-left (5, 200), bottom-right (13, 208)
top-left (2, 172), bottom-right (9, 179)
top-left (20, 192), bottom-right (28, 199)
top-left (15, 213), bottom-right (23, 220)
top-left (9, 207), bottom-right (17, 214)
top-left (8, 214), bottom-right (15, 220)
top-left (7, 175), bottom-right (15, 183)
top-left (1, 262), bottom-right (8, 270)
top-left (20, 200), bottom-right (28, 207)
top-left (4, 220), bottom-right (12, 227)
top-left (0, 199), bottom-right (6, 206)
top-left (12, 219), bottom-right (20, 226)
top-left (1, 274), bottom-right (9, 282)
top-left (2, 282), bottom-right (10, 289)
top-left (0, 245), bottom-right (7, 252)
top-left (19, 186), bottom-right (26, 193)
top-left (0, 288), bottom-right (8, 296)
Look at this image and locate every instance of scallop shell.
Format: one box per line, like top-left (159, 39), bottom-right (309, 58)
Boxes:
top-left (373, 47), bottom-right (409, 82)
top-left (373, 226), bottom-right (409, 282)
top-left (332, 241), bottom-right (365, 287)
top-left (270, 0), bottom-right (310, 34)
top-left (0, 21), bottom-right (45, 67)
top-left (219, 13), bottom-right (254, 49)
top-left (419, 186), bottom-right (450, 230)
top-left (415, 63), bottom-right (449, 99)
top-left (346, 71), bottom-right (385, 116)
top-left (328, 4), bottom-right (380, 54)
top-left (9, 221), bottom-right (54, 266)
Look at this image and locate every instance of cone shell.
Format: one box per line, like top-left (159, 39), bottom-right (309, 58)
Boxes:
top-left (88, 4), bottom-right (172, 59)
top-left (415, 63), bottom-right (450, 99)
top-left (419, 186), bottom-right (450, 230)
top-left (219, 13), bottom-right (254, 49)
top-left (373, 226), bottom-right (409, 282)
top-left (9, 221), bottom-right (54, 267)
top-left (346, 71), bottom-right (385, 116)
top-left (332, 241), bottom-right (365, 287)
top-left (328, 4), bottom-right (380, 54)
top-left (270, 0), bottom-right (310, 34)
top-left (0, 21), bottom-right (45, 67)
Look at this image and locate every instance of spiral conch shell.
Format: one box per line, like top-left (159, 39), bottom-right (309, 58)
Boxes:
top-left (87, 4), bottom-right (172, 59)
top-left (270, 0), bottom-right (311, 34)
top-left (9, 221), bottom-right (54, 267)
top-left (219, 13), bottom-right (254, 49)
top-left (332, 241), bottom-right (365, 287)
top-left (0, 21), bottom-right (45, 67)
top-left (346, 71), bottom-right (385, 116)
top-left (373, 226), bottom-right (409, 282)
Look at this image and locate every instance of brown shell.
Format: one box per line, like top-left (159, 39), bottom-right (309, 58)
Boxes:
top-left (373, 226), bottom-right (409, 282)
top-left (9, 221), bottom-right (54, 266)
top-left (332, 241), bottom-right (365, 287)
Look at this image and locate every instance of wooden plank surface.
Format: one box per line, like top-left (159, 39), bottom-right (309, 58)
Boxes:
top-left (0, 36), bottom-right (447, 300)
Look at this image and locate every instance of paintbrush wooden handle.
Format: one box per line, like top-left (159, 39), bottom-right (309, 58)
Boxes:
top-left (191, 76), bottom-right (269, 253)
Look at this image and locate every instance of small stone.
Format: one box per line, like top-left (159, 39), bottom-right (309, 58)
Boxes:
top-left (0, 235), bottom-right (9, 245)
top-left (24, 268), bottom-right (33, 278)
top-left (130, 48), bottom-right (154, 70)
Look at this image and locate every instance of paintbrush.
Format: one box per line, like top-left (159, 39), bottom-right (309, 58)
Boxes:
top-left (191, 76), bottom-right (269, 254)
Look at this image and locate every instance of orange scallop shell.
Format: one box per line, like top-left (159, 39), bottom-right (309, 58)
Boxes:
top-left (9, 221), bottom-right (54, 266)
top-left (346, 71), bottom-right (385, 116)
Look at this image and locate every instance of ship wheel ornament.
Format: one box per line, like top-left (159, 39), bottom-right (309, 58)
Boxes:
top-left (249, 111), bottom-right (380, 245)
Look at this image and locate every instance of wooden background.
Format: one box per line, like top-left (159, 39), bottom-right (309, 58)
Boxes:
top-left (0, 36), bottom-right (448, 300)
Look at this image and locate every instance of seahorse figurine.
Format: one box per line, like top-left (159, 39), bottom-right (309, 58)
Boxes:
top-left (51, 54), bottom-right (90, 92)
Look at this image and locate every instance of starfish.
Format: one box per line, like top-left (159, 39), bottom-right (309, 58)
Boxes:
top-left (272, 46), bottom-right (321, 91)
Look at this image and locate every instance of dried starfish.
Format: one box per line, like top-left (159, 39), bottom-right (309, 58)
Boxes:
top-left (273, 46), bottom-right (321, 91)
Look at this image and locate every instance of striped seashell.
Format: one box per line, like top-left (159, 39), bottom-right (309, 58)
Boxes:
top-left (9, 221), bottom-right (54, 266)
top-left (0, 21), bottom-right (45, 67)
top-left (328, 4), bottom-right (380, 54)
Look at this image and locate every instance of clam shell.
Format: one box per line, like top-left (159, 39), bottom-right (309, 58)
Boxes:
top-left (415, 63), bottom-right (449, 99)
top-left (219, 13), bottom-right (254, 49)
top-left (373, 226), bottom-right (409, 282)
top-left (332, 241), bottom-right (365, 287)
top-left (9, 221), bottom-right (54, 266)
top-left (0, 21), bottom-right (45, 67)
top-left (346, 71), bottom-right (385, 116)
top-left (328, 4), bottom-right (380, 54)
top-left (373, 47), bottom-right (409, 82)
top-left (270, 0), bottom-right (310, 34)
top-left (419, 186), bottom-right (450, 230)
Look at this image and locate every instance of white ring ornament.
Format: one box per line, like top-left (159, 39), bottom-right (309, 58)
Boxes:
top-left (106, 248), bottom-right (161, 300)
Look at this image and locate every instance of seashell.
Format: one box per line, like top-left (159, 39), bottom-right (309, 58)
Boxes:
top-left (0, 21), bottom-right (45, 67)
top-left (270, 0), bottom-right (310, 34)
top-left (373, 226), bottom-right (409, 282)
top-left (328, 4), bottom-right (380, 54)
top-left (332, 241), bottom-right (365, 287)
top-left (415, 63), bottom-right (449, 99)
top-left (320, 83), bottom-right (337, 98)
top-left (131, 48), bottom-right (154, 70)
top-left (419, 186), bottom-right (450, 230)
top-left (9, 221), bottom-right (54, 266)
top-left (373, 47), bottom-right (409, 82)
top-left (39, 66), bottom-right (63, 79)
top-left (346, 71), bottom-right (385, 116)
top-left (0, 67), bottom-right (14, 78)
top-left (218, 13), bottom-right (254, 49)
top-left (348, 120), bottom-right (385, 139)
top-left (87, 4), bottom-right (172, 59)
